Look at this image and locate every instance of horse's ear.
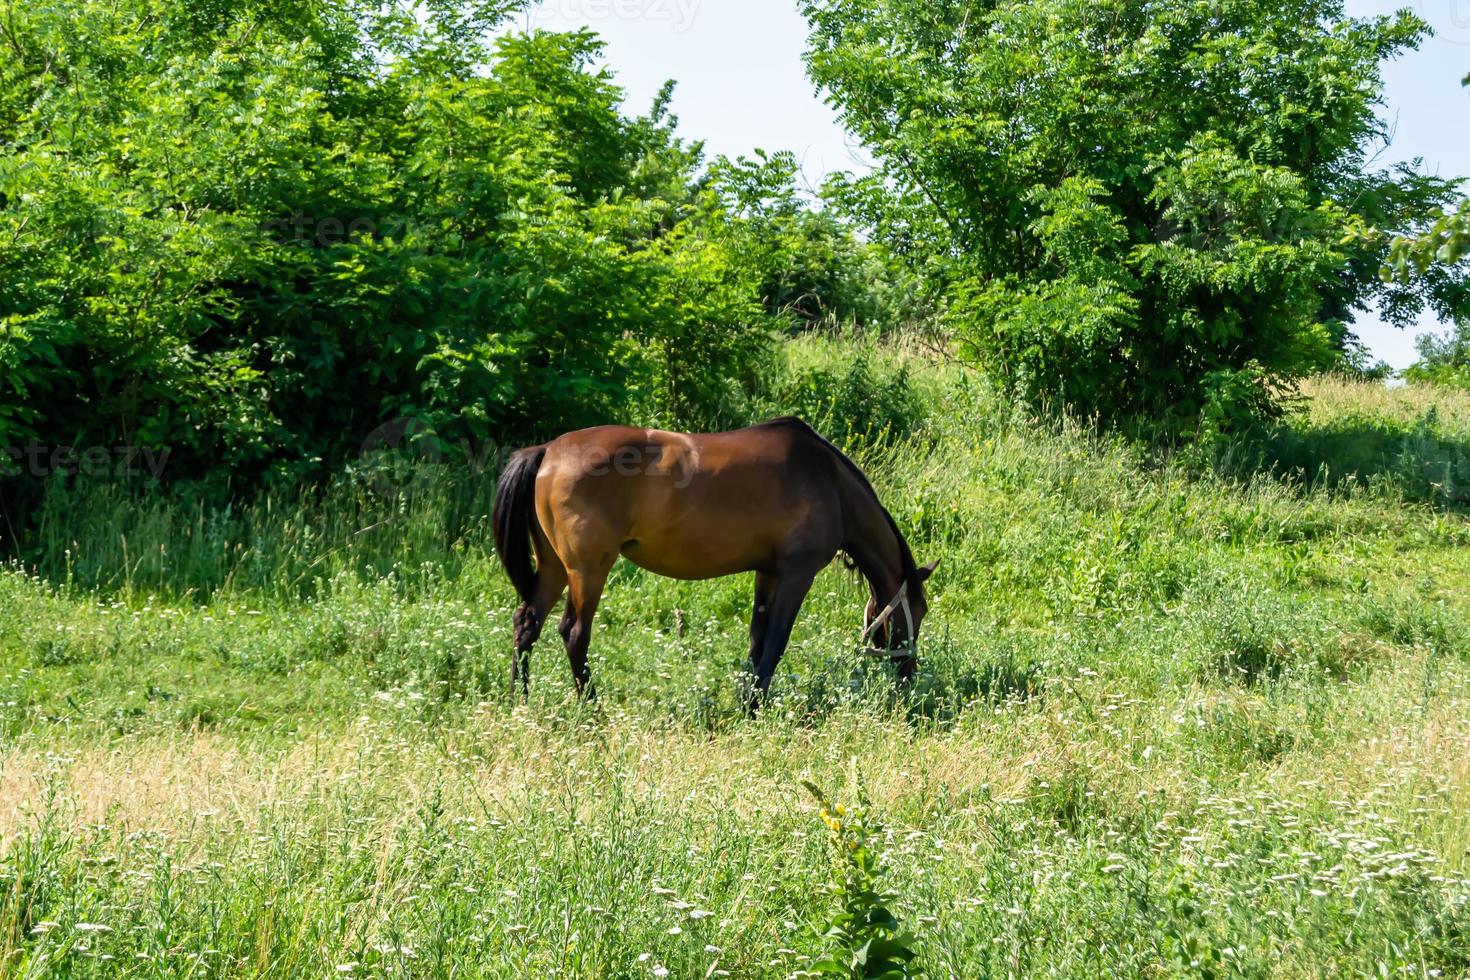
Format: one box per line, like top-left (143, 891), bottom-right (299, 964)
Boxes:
top-left (918, 559), bottom-right (939, 581)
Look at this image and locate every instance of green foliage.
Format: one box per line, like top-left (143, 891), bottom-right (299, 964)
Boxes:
top-left (801, 781), bottom-right (918, 980)
top-left (633, 194), bottom-right (773, 429)
top-left (1387, 202), bottom-right (1470, 279)
top-left (0, 0), bottom-right (821, 494)
top-left (707, 151), bottom-right (925, 332)
top-left (757, 335), bottom-right (925, 453)
top-left (1405, 321), bottom-right (1470, 391)
top-left (803, 0), bottom-right (1470, 433)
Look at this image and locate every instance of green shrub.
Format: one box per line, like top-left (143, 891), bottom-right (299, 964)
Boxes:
top-left (0, 2), bottom-right (791, 499)
top-left (757, 336), bottom-right (927, 452)
top-left (1405, 321), bottom-right (1470, 391)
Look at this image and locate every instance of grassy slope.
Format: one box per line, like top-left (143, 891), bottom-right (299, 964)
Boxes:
top-left (3, 355), bottom-right (1470, 977)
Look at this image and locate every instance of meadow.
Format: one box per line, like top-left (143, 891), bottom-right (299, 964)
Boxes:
top-left (4, 341), bottom-right (1470, 977)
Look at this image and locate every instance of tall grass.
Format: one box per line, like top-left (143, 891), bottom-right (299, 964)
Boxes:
top-left (1220, 375), bottom-right (1470, 507)
top-left (25, 468), bottom-right (498, 599)
top-left (3, 345), bottom-right (1470, 976)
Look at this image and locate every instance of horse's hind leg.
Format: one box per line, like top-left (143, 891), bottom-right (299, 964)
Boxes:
top-left (511, 527), bottom-right (568, 700)
top-left (562, 558), bottom-right (614, 700)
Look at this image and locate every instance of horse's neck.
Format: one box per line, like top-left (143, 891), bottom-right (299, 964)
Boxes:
top-left (840, 481), bottom-right (905, 601)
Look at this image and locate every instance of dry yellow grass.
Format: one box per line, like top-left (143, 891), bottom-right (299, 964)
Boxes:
top-left (7, 652), bottom-right (1467, 869)
top-left (1295, 376), bottom-right (1470, 429)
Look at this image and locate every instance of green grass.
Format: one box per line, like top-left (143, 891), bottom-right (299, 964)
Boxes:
top-left (1233, 375), bottom-right (1470, 508)
top-left (4, 347), bottom-right (1470, 977)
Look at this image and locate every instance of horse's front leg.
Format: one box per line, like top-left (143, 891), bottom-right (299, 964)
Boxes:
top-left (747, 568), bottom-right (818, 716)
top-left (742, 572), bottom-right (774, 713)
top-left (746, 572), bottom-right (774, 671)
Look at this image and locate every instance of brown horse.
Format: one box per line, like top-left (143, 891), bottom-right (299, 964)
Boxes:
top-left (491, 417), bottom-right (936, 707)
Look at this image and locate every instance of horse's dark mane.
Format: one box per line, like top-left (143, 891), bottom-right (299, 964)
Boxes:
top-left (759, 417), bottom-right (922, 599)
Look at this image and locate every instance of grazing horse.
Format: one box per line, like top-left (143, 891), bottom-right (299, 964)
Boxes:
top-left (491, 417), bottom-right (937, 707)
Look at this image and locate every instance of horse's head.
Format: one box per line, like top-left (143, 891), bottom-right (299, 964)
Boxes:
top-left (863, 559), bottom-right (939, 681)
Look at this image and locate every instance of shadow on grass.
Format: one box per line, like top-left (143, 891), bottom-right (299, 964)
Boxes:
top-left (906, 649), bottom-right (1045, 724)
top-left (1222, 407), bottom-right (1470, 509)
top-left (767, 633), bottom-right (1046, 731)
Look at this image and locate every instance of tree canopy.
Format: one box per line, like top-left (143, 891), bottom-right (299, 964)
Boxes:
top-left (0, 0), bottom-right (894, 492)
top-left (5, 0), bottom-right (1470, 516)
top-left (804, 0), bottom-right (1470, 432)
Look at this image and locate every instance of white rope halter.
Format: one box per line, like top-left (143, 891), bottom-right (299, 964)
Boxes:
top-left (860, 582), bottom-right (914, 653)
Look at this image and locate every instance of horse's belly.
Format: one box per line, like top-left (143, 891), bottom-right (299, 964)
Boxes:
top-left (619, 537), bottom-right (761, 581)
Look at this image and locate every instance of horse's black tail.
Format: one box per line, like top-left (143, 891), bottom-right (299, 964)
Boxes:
top-left (492, 446), bottom-right (547, 605)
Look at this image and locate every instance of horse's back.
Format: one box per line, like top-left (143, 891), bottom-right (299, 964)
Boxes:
top-left (533, 421), bottom-right (838, 578)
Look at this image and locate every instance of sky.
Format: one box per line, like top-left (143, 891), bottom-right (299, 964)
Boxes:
top-left (517, 0), bottom-right (1470, 368)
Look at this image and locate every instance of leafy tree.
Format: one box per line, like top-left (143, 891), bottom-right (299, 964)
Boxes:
top-left (706, 151), bottom-right (923, 331)
top-left (634, 190), bottom-right (770, 428)
top-left (803, 0), bottom-right (1470, 433)
top-left (0, 0), bottom-right (787, 496)
top-left (1388, 203), bottom-right (1470, 279)
top-left (1404, 321), bottom-right (1470, 389)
